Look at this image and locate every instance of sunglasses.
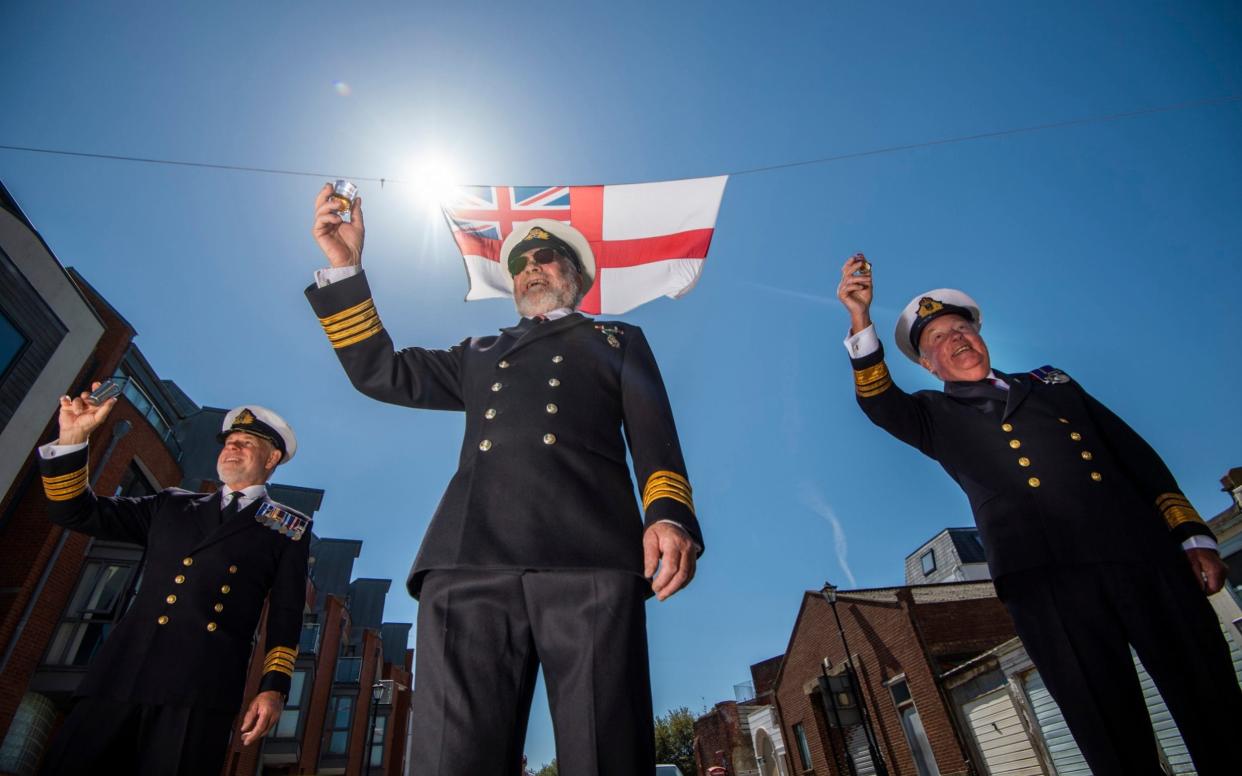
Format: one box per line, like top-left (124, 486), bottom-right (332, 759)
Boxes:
top-left (508, 247), bottom-right (574, 277)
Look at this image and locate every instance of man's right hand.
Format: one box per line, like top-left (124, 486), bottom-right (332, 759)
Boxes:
top-left (57, 382), bottom-right (117, 446)
top-left (312, 183), bottom-right (365, 268)
top-left (836, 253), bottom-right (874, 335)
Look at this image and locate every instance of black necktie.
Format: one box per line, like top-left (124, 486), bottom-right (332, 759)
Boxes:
top-left (221, 491), bottom-right (244, 523)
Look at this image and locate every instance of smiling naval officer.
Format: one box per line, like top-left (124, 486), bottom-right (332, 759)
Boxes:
top-left (304, 183), bottom-right (704, 775)
top-left (37, 397), bottom-right (310, 776)
top-left (835, 254), bottom-right (1241, 776)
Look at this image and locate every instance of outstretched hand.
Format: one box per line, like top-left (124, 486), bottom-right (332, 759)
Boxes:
top-left (57, 382), bottom-right (117, 446)
top-left (836, 253), bottom-right (874, 334)
top-left (239, 690), bottom-right (284, 746)
top-left (643, 522), bottom-right (697, 601)
top-left (312, 183), bottom-right (365, 268)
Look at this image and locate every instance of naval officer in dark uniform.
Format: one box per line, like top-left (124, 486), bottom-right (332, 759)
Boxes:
top-left (38, 396), bottom-right (311, 775)
top-left (305, 185), bottom-right (704, 774)
top-left (835, 254), bottom-right (1240, 776)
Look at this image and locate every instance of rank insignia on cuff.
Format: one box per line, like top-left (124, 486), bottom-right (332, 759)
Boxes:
top-left (319, 298), bottom-right (383, 349)
top-left (1156, 493), bottom-right (1204, 530)
top-left (42, 466), bottom-right (89, 501)
top-left (642, 470), bottom-right (695, 515)
top-left (854, 362), bottom-right (892, 397)
top-left (256, 502), bottom-right (310, 541)
top-left (263, 646), bottom-right (298, 678)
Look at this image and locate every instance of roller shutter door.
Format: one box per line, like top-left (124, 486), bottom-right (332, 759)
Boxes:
top-left (964, 688), bottom-right (1044, 776)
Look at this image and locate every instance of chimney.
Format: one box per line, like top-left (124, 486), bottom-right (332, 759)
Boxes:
top-left (1221, 468), bottom-right (1242, 510)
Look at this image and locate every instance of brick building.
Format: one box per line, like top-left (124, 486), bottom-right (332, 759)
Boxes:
top-left (694, 655), bottom-right (787, 776)
top-left (0, 182), bottom-right (414, 774)
top-left (772, 582), bottom-right (1015, 776)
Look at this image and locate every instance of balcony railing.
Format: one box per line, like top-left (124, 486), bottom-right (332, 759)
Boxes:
top-left (299, 623), bottom-right (321, 654)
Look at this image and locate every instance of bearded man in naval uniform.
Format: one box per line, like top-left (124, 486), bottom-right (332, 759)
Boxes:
top-left (835, 253), bottom-right (1240, 776)
top-left (304, 185), bottom-right (704, 774)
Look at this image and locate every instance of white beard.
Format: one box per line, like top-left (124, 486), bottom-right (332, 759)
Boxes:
top-left (515, 276), bottom-right (579, 318)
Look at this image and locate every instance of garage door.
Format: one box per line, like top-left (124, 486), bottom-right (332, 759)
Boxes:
top-left (964, 687), bottom-right (1045, 776)
top-left (1022, 672), bottom-right (1090, 776)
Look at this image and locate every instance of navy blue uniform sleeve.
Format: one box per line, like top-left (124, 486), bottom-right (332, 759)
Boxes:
top-left (1074, 382), bottom-right (1212, 544)
top-left (305, 270), bottom-right (465, 411)
top-left (850, 343), bottom-right (938, 460)
top-left (620, 326), bottom-right (704, 554)
top-left (39, 446), bottom-right (157, 546)
top-left (257, 520), bottom-right (311, 696)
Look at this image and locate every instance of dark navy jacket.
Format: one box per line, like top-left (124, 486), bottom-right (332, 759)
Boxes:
top-left (850, 344), bottom-right (1209, 579)
top-left (307, 271), bottom-right (703, 598)
top-left (40, 447), bottom-right (310, 712)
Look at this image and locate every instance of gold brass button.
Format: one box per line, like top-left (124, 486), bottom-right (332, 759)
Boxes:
top-left (479, 439), bottom-right (493, 451)
top-left (1090, 472), bottom-right (1103, 482)
top-left (220, 585), bottom-right (231, 595)
top-left (498, 360), bottom-right (510, 369)
top-left (548, 378), bottom-right (561, 387)
top-left (1070, 432), bottom-right (1082, 441)
top-left (484, 408), bottom-right (497, 420)
top-left (1028, 477), bottom-right (1041, 488)
top-left (206, 622), bottom-right (217, 632)
top-left (174, 575), bottom-right (186, 585)
top-left (1018, 457), bottom-right (1031, 467)
top-left (1001, 423), bottom-right (1013, 432)
top-left (1081, 451), bottom-right (1093, 461)
top-left (182, 557), bottom-right (193, 567)
top-left (552, 355), bottom-right (563, 363)
top-left (214, 603), bottom-right (224, 613)
top-left (546, 403), bottom-right (558, 414)
top-left (1009, 440), bottom-right (1021, 449)
top-left (157, 615), bottom-right (169, 625)
top-left (228, 565), bottom-right (238, 574)
top-left (543, 434), bottom-right (557, 445)
top-left (491, 382), bottom-right (502, 392)
top-left (166, 595), bottom-right (177, 605)
top-left (1058, 418), bottom-right (1069, 424)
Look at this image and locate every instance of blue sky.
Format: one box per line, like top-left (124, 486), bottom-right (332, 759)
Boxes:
top-left (3, 1), bottom-right (1240, 767)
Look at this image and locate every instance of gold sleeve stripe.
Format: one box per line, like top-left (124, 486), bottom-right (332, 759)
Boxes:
top-left (318, 298), bottom-right (376, 327)
top-left (854, 362), bottom-right (893, 398)
top-left (263, 662), bottom-right (295, 678)
top-left (1156, 493), bottom-right (1205, 530)
top-left (319, 299), bottom-right (384, 349)
top-left (323, 308), bottom-right (379, 338)
top-left (264, 655), bottom-right (296, 669)
top-left (264, 646), bottom-right (298, 660)
top-left (42, 468), bottom-right (89, 501)
top-left (642, 470), bottom-right (695, 515)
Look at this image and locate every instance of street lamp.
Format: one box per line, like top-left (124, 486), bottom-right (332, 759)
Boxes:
top-left (821, 582), bottom-right (889, 776)
top-left (820, 657), bottom-right (856, 776)
top-left (364, 680), bottom-right (386, 773)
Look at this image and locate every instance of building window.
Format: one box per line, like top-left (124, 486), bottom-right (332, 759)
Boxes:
top-left (324, 694), bottom-right (354, 756)
top-left (335, 656), bottom-right (362, 683)
top-left (0, 308), bottom-right (27, 379)
top-left (43, 561), bottom-right (137, 666)
top-left (115, 462), bottom-right (156, 498)
top-left (114, 373), bottom-right (173, 442)
top-left (887, 677), bottom-right (939, 776)
top-left (270, 670), bottom-right (308, 738)
top-left (793, 722), bottom-right (812, 770)
top-left (920, 549), bottom-right (937, 576)
top-left (369, 713), bottom-right (387, 769)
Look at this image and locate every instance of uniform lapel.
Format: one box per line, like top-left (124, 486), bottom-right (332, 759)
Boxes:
top-left (192, 492), bottom-right (225, 542)
top-left (997, 370), bottom-right (1032, 421)
top-left (498, 314), bottom-right (591, 360)
top-left (944, 380), bottom-right (1007, 416)
top-left (190, 498), bottom-right (264, 554)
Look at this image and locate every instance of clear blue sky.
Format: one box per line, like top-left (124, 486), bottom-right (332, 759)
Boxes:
top-left (3, 1), bottom-right (1240, 767)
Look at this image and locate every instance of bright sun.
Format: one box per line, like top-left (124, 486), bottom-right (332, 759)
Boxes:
top-left (406, 153), bottom-right (462, 212)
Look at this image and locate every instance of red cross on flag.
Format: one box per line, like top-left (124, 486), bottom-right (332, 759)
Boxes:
top-left (441, 175), bottom-right (728, 315)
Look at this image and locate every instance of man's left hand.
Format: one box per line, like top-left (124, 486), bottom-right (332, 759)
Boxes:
top-left (644, 522), bottom-right (696, 601)
top-left (1187, 548), bottom-right (1229, 595)
top-left (239, 690), bottom-right (284, 746)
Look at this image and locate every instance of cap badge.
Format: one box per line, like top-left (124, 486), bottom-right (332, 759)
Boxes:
top-left (917, 297), bottom-right (945, 318)
top-left (235, 409), bottom-right (256, 426)
top-left (255, 502), bottom-right (309, 541)
top-left (524, 226), bottom-right (552, 242)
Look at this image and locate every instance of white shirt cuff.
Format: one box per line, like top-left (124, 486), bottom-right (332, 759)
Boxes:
top-left (1182, 535), bottom-right (1219, 552)
top-left (39, 441), bottom-right (88, 459)
top-left (844, 323), bottom-right (881, 359)
top-left (314, 265), bottom-right (362, 288)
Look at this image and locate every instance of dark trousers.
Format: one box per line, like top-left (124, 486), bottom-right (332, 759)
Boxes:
top-left (39, 696), bottom-right (235, 776)
top-left (411, 568), bottom-right (655, 775)
top-left (995, 558), bottom-right (1242, 776)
